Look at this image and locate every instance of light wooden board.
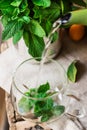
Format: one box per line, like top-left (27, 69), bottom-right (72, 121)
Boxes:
top-left (0, 88), bottom-right (6, 130)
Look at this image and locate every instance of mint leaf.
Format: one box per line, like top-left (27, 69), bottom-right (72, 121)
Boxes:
top-left (34, 98), bottom-right (53, 118)
top-left (35, 93), bottom-right (47, 98)
top-left (33, 2), bottom-right (60, 22)
top-left (18, 97), bottom-right (33, 113)
top-left (20, 0), bottom-right (29, 13)
top-left (41, 113), bottom-right (52, 122)
top-left (13, 30), bottom-right (23, 44)
top-left (29, 20), bottom-right (46, 37)
top-left (2, 20), bottom-right (23, 41)
top-left (32, 0), bottom-right (51, 7)
top-left (67, 60), bottom-right (77, 82)
top-left (41, 20), bottom-right (52, 36)
top-left (34, 101), bottom-right (45, 117)
top-left (60, 0), bottom-right (71, 14)
top-left (44, 98), bottom-right (53, 110)
top-left (0, 1), bottom-right (11, 9)
top-left (21, 16), bottom-right (30, 24)
top-left (34, 99), bottom-right (53, 117)
top-left (38, 82), bottom-right (50, 93)
top-left (12, 8), bottom-right (20, 20)
top-left (27, 32), bottom-right (45, 57)
top-left (1, 6), bottom-right (15, 16)
top-left (60, 0), bottom-right (64, 14)
top-left (23, 31), bottom-right (29, 47)
top-left (53, 105), bottom-right (65, 116)
top-left (11, 0), bottom-right (22, 7)
top-left (29, 88), bottom-right (36, 96)
top-left (1, 15), bottom-right (8, 27)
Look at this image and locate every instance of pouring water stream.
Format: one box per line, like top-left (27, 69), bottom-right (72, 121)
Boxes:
top-left (41, 20), bottom-right (62, 63)
top-left (35, 19), bottom-right (62, 87)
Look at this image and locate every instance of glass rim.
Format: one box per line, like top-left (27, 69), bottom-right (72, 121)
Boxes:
top-left (12, 57), bottom-right (68, 100)
top-left (12, 80), bottom-right (61, 100)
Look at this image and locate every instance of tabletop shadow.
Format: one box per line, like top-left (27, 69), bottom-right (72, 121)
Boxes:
top-left (76, 61), bottom-right (87, 82)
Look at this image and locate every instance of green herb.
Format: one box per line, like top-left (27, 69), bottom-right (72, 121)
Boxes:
top-left (67, 60), bottom-right (77, 82)
top-left (38, 82), bottom-right (50, 93)
top-left (13, 30), bottom-right (23, 44)
top-left (18, 82), bottom-right (65, 122)
top-left (41, 112), bottom-right (53, 122)
top-left (2, 20), bottom-right (23, 41)
top-left (29, 20), bottom-right (46, 37)
top-left (32, 0), bottom-right (51, 8)
top-left (0, 0), bottom-right (86, 58)
top-left (52, 105), bottom-right (65, 116)
top-left (18, 97), bottom-right (33, 113)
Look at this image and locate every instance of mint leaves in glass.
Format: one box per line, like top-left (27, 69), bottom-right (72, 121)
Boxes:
top-left (11, 57), bottom-right (68, 123)
top-left (18, 82), bottom-right (65, 122)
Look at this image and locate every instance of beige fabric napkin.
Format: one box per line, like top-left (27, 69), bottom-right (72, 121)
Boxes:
top-left (0, 46), bottom-right (20, 93)
top-left (48, 115), bottom-right (82, 130)
top-left (0, 37), bottom-right (32, 93)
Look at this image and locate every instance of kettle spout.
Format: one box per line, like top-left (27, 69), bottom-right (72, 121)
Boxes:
top-left (60, 13), bottom-right (71, 25)
top-left (59, 9), bottom-right (87, 26)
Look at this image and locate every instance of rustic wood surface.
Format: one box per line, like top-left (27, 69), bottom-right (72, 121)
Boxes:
top-left (0, 42), bottom-right (9, 130)
top-left (0, 88), bottom-right (6, 130)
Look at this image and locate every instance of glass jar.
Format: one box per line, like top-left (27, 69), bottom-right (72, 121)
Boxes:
top-left (11, 57), bottom-right (69, 123)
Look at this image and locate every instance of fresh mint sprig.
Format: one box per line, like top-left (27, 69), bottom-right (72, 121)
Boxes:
top-left (0, 0), bottom-right (86, 58)
top-left (67, 60), bottom-right (77, 82)
top-left (18, 82), bottom-right (65, 122)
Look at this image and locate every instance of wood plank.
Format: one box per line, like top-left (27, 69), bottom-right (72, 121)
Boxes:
top-left (0, 88), bottom-right (6, 130)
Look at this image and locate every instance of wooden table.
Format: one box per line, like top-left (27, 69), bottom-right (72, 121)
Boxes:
top-left (5, 30), bottom-right (87, 130)
top-left (0, 43), bottom-right (9, 130)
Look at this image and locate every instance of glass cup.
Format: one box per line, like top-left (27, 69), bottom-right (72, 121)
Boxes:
top-left (11, 57), bottom-right (69, 124)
